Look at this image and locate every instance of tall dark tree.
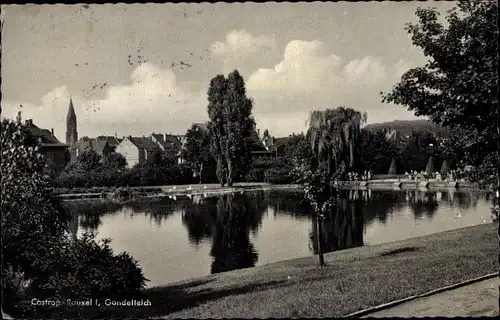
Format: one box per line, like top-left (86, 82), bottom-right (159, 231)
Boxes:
top-left (207, 75), bottom-right (228, 186)
top-left (359, 129), bottom-right (397, 174)
top-left (381, 0), bottom-right (498, 195)
top-left (182, 124), bottom-right (214, 183)
top-left (207, 70), bottom-right (255, 186)
top-left (400, 130), bottom-right (438, 172)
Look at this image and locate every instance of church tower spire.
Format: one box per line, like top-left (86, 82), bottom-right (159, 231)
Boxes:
top-left (66, 98), bottom-right (78, 161)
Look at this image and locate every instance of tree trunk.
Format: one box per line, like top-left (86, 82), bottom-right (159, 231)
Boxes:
top-left (216, 158), bottom-right (225, 187)
top-left (348, 141), bottom-right (353, 169)
top-left (199, 163), bottom-right (204, 184)
top-left (327, 149), bottom-right (332, 176)
top-left (226, 159), bottom-right (234, 187)
top-left (317, 215), bottom-right (325, 266)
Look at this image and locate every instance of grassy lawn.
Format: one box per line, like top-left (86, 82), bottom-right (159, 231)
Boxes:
top-left (28, 223), bottom-right (498, 318)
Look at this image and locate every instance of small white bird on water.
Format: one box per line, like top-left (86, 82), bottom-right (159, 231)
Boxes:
top-left (204, 185), bottom-right (208, 189)
top-left (187, 185), bottom-right (192, 191)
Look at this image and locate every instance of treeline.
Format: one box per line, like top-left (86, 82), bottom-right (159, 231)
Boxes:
top-left (364, 119), bottom-right (448, 138)
top-left (53, 123), bottom-right (461, 190)
top-left (53, 149), bottom-right (201, 189)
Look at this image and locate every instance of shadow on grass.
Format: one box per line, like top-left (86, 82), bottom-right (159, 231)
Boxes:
top-left (378, 246), bottom-right (423, 257)
top-left (37, 278), bottom-right (290, 318)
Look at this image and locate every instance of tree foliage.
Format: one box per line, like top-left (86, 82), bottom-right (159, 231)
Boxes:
top-left (280, 133), bottom-right (313, 162)
top-left (1, 118), bottom-right (147, 317)
top-left (182, 124), bottom-right (215, 182)
top-left (307, 106), bottom-right (367, 176)
top-left (381, 0), bottom-right (498, 162)
top-left (364, 119), bottom-right (447, 138)
top-left (102, 152), bottom-right (127, 171)
top-left (207, 70), bottom-right (256, 186)
top-left (1, 119), bottom-right (70, 283)
top-left (76, 149), bottom-right (102, 172)
top-left (359, 129), bottom-right (397, 174)
top-left (399, 130), bottom-right (439, 172)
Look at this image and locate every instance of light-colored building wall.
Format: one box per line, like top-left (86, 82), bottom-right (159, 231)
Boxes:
top-left (115, 138), bottom-right (141, 168)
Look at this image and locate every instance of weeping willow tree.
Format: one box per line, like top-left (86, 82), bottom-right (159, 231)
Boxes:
top-left (294, 106), bottom-right (366, 265)
top-left (307, 106), bottom-right (367, 176)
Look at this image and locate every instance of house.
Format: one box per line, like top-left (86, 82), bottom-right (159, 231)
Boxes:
top-left (74, 137), bottom-right (115, 158)
top-left (248, 129), bottom-right (274, 158)
top-left (192, 122), bottom-right (209, 132)
top-left (24, 118), bottom-right (69, 173)
top-left (115, 136), bottom-right (162, 168)
top-left (95, 135), bottom-right (122, 149)
top-left (150, 133), bottom-right (184, 163)
top-left (261, 135), bottom-right (292, 157)
top-left (150, 133), bottom-right (182, 151)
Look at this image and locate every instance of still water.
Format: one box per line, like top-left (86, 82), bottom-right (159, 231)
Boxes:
top-left (64, 189), bottom-right (494, 287)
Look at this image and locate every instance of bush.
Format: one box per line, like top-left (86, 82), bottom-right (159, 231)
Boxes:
top-left (244, 166), bottom-right (266, 182)
top-left (7, 232), bottom-right (147, 318)
top-left (264, 166), bottom-right (294, 184)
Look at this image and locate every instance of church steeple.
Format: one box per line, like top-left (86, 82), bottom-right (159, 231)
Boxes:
top-left (66, 98), bottom-right (78, 161)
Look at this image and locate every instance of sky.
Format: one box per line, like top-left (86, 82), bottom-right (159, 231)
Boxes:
top-left (1, 2), bottom-right (457, 142)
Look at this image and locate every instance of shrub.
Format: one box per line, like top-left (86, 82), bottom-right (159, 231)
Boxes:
top-left (264, 166), bottom-right (294, 184)
top-left (16, 233), bottom-right (147, 317)
top-left (245, 167), bottom-right (266, 182)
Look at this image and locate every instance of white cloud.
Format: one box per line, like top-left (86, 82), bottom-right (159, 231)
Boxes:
top-left (211, 29), bottom-right (277, 74)
top-left (1, 41), bottom-right (423, 144)
top-left (246, 40), bottom-right (421, 136)
top-left (1, 63), bottom-right (207, 142)
top-left (211, 29), bottom-right (276, 58)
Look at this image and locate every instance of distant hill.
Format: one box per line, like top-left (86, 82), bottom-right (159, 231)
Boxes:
top-left (364, 120), bottom-right (448, 137)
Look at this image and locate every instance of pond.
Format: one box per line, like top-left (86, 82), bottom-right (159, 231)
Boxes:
top-left (64, 188), bottom-right (494, 288)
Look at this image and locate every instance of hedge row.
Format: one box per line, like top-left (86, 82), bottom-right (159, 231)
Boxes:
top-left (54, 186), bottom-right (163, 195)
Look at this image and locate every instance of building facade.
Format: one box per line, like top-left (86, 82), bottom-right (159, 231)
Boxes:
top-left (24, 118), bottom-right (69, 174)
top-left (115, 136), bottom-right (162, 168)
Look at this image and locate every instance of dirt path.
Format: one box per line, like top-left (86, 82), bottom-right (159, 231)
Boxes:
top-left (363, 277), bottom-right (499, 317)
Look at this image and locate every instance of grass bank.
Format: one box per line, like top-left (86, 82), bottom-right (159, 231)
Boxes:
top-left (33, 223), bottom-right (497, 318)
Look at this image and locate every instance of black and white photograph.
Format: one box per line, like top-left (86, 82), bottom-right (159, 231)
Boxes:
top-left (1, 1), bottom-right (498, 318)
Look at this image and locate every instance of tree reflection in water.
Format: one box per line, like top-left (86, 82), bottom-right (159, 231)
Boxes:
top-left (64, 201), bottom-right (125, 235)
top-left (408, 190), bottom-right (440, 219)
top-left (209, 193), bottom-right (267, 274)
top-left (63, 189), bottom-right (488, 280)
top-left (63, 198), bottom-right (180, 235)
top-left (309, 196), bottom-right (365, 255)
